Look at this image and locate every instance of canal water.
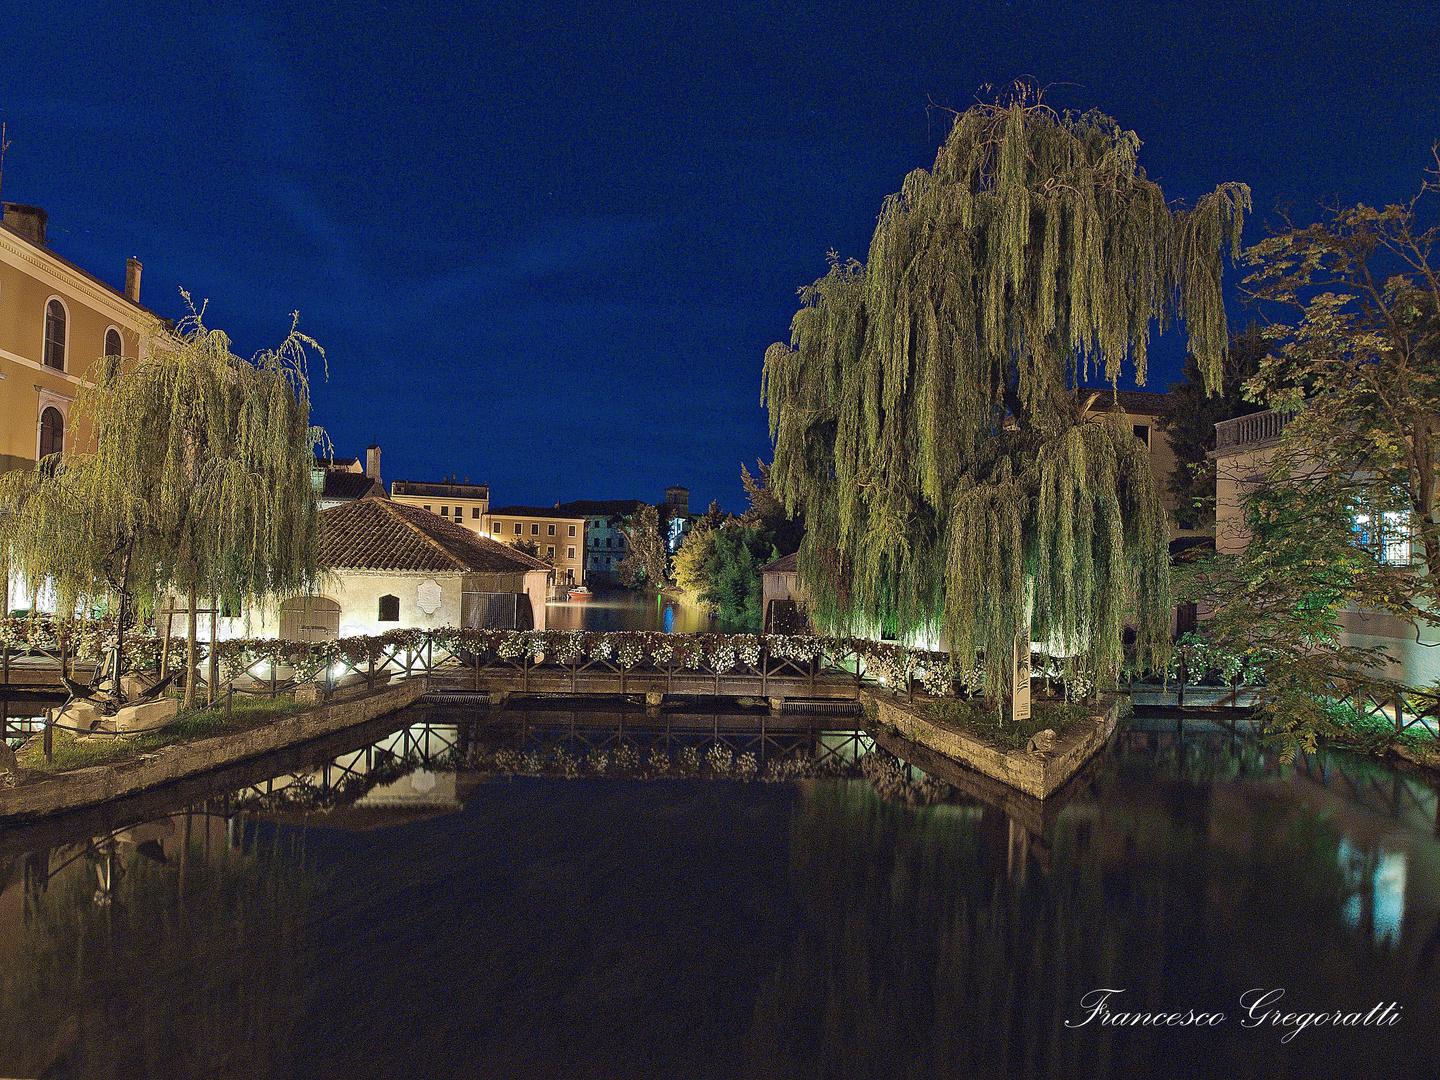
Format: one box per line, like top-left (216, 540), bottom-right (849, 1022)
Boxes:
top-left (1, 706), bottom-right (1437, 1079)
top-left (545, 588), bottom-right (717, 633)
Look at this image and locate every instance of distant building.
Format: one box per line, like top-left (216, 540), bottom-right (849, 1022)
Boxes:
top-left (554, 499), bottom-right (640, 584)
top-left (663, 486), bottom-right (695, 552)
top-left (1079, 390), bottom-right (1199, 537)
top-left (313, 445), bottom-right (386, 509)
top-left (0, 201), bottom-right (157, 475)
top-left (390, 478), bottom-right (490, 531)
top-left (482, 505), bottom-right (588, 586)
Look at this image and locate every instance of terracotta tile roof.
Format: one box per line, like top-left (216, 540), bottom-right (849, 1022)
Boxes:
top-left (1081, 389), bottom-right (1171, 416)
top-left (761, 551), bottom-right (799, 574)
top-left (320, 500), bottom-right (551, 572)
top-left (320, 472), bottom-right (386, 501)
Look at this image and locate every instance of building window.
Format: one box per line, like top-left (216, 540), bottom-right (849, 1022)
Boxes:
top-left (38, 406), bottom-right (63, 460)
top-left (378, 594), bottom-right (400, 622)
top-left (568, 525), bottom-right (577, 537)
top-left (492, 522), bottom-right (501, 534)
top-left (105, 327), bottom-right (123, 358)
top-left (1355, 510), bottom-right (1413, 566)
top-left (43, 299), bottom-right (66, 371)
top-left (548, 524), bottom-right (556, 536)
top-left (605, 538), bottom-right (612, 548)
top-left (472, 507), bottom-right (480, 519)
top-left (528, 522), bottom-right (537, 535)
top-left (1133, 424), bottom-right (1151, 447)
top-left (441, 506), bottom-right (449, 516)
top-left (569, 547), bottom-right (577, 560)
top-left (514, 522), bottom-right (522, 535)
top-left (605, 555), bottom-right (611, 567)
top-left (547, 545), bottom-right (555, 558)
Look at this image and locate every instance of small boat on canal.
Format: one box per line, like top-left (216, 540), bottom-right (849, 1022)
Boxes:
top-left (567, 587), bottom-right (593, 601)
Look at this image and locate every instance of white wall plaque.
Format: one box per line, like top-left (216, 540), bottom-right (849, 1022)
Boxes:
top-left (416, 579), bottom-right (442, 615)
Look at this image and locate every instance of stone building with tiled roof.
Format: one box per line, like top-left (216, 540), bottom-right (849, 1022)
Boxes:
top-left (241, 498), bottom-right (553, 640)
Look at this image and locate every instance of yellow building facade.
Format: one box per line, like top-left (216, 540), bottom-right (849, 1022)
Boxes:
top-left (0, 203), bottom-right (155, 473)
top-left (390, 479), bottom-right (490, 530)
top-left (481, 506), bottom-right (588, 586)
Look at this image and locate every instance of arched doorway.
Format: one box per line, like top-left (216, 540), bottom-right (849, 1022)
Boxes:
top-left (278, 596), bottom-right (341, 642)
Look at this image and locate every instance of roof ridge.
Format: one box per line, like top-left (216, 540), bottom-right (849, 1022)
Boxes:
top-left (379, 500), bottom-right (467, 570)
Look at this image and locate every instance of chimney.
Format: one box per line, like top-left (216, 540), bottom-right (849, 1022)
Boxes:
top-left (1, 202), bottom-right (47, 247)
top-left (125, 257), bottom-right (142, 303)
top-left (366, 445), bottom-right (381, 482)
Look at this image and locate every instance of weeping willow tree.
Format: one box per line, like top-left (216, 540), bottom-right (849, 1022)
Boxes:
top-left (763, 94), bottom-right (1250, 695)
top-left (0, 297), bottom-right (326, 707)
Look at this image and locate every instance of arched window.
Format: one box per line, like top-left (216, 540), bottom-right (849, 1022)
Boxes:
top-left (38, 407), bottom-right (63, 460)
top-left (378, 594), bottom-right (400, 622)
top-left (105, 327), bottom-right (123, 358)
top-left (43, 299), bottom-right (66, 371)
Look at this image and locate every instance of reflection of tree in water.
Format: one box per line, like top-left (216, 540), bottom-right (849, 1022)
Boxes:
top-left (746, 779), bottom-right (1438, 1079)
top-left (0, 815), bottom-right (319, 1079)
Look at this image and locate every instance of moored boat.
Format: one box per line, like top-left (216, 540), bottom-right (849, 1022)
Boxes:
top-left (568, 587), bottom-right (592, 601)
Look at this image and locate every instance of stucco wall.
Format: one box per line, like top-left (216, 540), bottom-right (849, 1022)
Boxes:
top-left (0, 226), bottom-right (151, 469)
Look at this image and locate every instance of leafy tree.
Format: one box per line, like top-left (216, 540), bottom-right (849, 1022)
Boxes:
top-left (1241, 156), bottom-right (1440, 591)
top-left (1155, 326), bottom-right (1267, 529)
top-left (1205, 155), bottom-right (1440, 741)
top-left (701, 525), bottom-right (771, 629)
top-left (739, 459), bottom-right (804, 556)
top-left (0, 301), bottom-right (325, 707)
top-left (671, 520), bottom-right (717, 610)
top-left (763, 91), bottom-right (1249, 693)
top-left (616, 503), bottom-right (669, 590)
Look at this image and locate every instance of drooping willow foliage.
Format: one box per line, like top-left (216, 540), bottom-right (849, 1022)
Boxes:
top-left (763, 99), bottom-right (1250, 694)
top-left (0, 297), bottom-right (326, 651)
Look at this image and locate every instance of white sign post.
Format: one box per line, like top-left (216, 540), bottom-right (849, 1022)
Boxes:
top-left (1012, 635), bottom-right (1031, 725)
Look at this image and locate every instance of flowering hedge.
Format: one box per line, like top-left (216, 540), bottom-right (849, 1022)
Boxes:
top-left (1, 617), bottom-right (1171, 700)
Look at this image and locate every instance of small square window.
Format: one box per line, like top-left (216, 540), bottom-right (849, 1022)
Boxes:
top-left (531, 522), bottom-right (540, 535)
top-left (569, 547), bottom-right (577, 560)
top-left (1133, 424), bottom-right (1150, 447)
top-left (514, 522), bottom-right (522, 535)
top-left (568, 525), bottom-right (576, 537)
top-left (441, 506), bottom-right (449, 516)
top-left (424, 505), bottom-right (431, 512)
top-left (548, 524), bottom-right (556, 536)
top-left (492, 522), bottom-right (501, 534)
top-left (378, 594), bottom-right (400, 622)
top-left (472, 507), bottom-right (480, 519)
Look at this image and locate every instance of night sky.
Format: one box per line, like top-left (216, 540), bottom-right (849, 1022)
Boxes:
top-left (2, 2), bottom-right (1436, 512)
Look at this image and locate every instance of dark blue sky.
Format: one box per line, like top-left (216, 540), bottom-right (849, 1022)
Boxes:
top-left (3, 1), bottom-right (1436, 511)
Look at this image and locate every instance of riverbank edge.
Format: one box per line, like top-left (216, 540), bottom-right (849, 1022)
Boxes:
top-left (0, 679), bottom-right (428, 822)
top-left (862, 689), bottom-right (1124, 800)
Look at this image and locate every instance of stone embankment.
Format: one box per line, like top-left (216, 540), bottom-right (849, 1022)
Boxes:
top-left (0, 678), bottom-right (427, 822)
top-left (863, 689), bottom-right (1124, 800)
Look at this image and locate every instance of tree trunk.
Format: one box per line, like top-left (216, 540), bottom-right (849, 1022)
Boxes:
top-left (185, 584), bottom-right (198, 709)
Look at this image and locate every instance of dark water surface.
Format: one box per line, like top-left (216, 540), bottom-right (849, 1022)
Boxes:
top-left (1, 708), bottom-right (1437, 1079)
top-left (543, 589), bottom-right (716, 633)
